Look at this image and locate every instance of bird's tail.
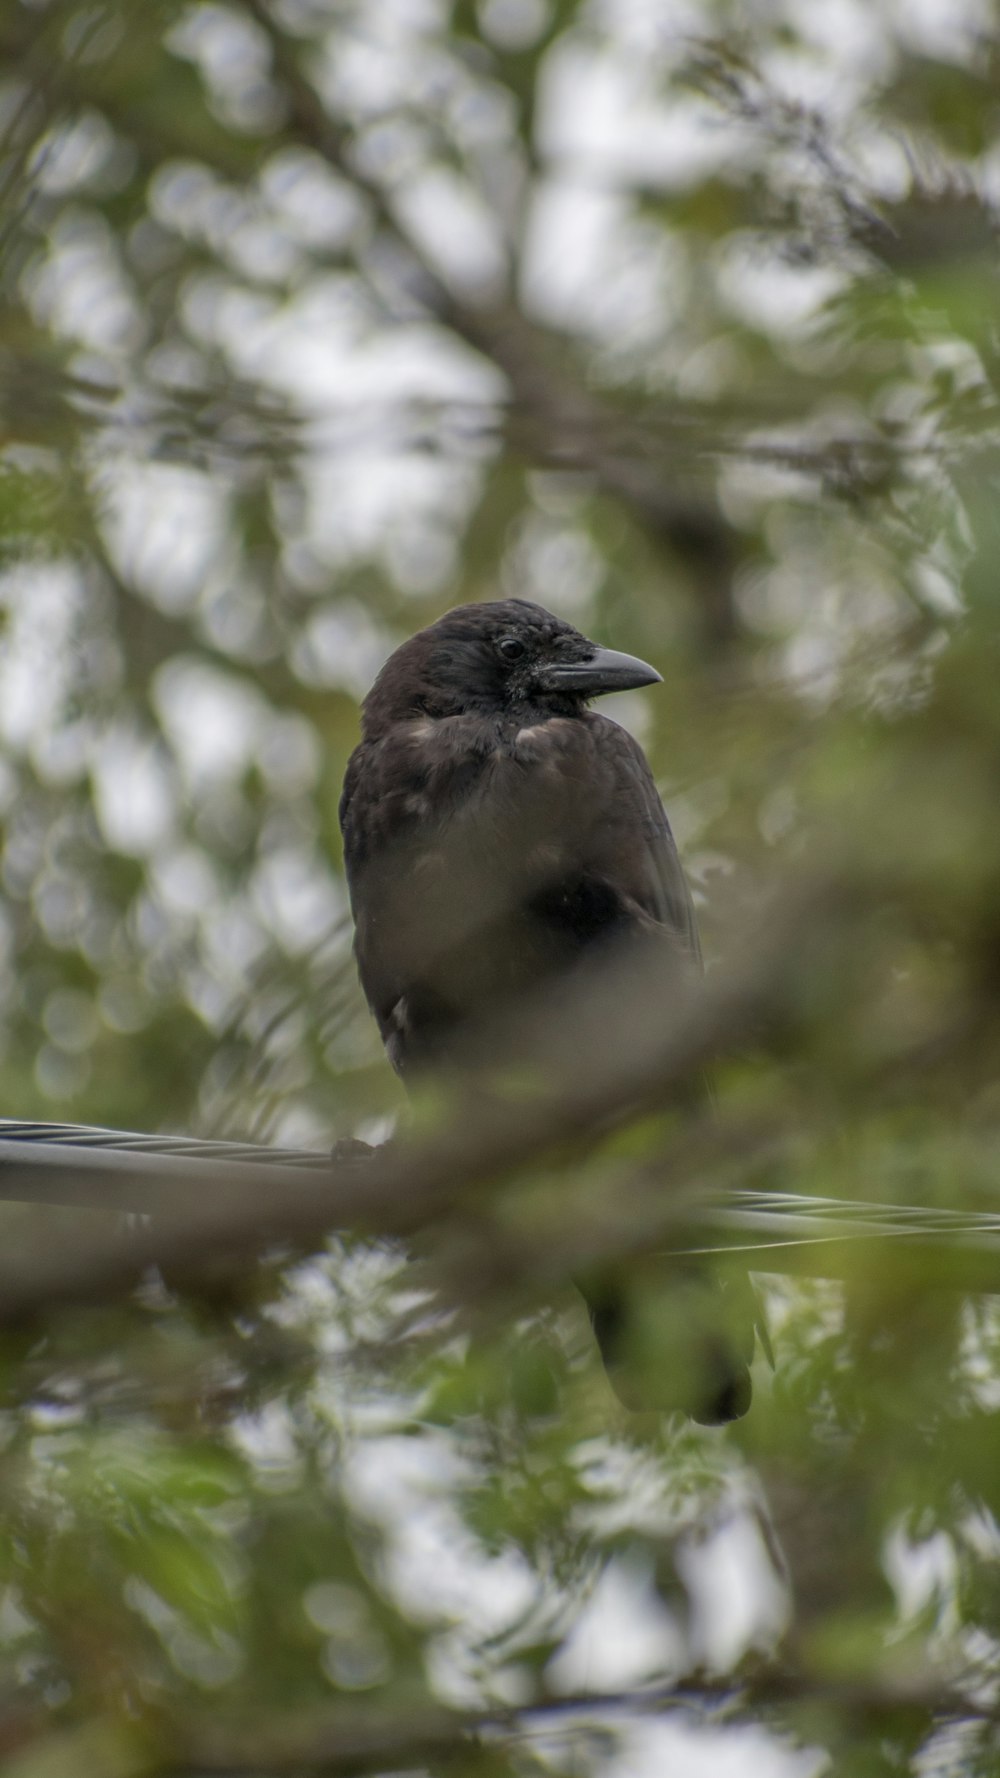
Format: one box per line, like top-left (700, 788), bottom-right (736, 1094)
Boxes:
top-left (584, 1261), bottom-right (764, 1425)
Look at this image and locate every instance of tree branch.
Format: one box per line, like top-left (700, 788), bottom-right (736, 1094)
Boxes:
top-left (162, 1666), bottom-right (1000, 1774)
top-left (0, 880), bottom-right (835, 1329)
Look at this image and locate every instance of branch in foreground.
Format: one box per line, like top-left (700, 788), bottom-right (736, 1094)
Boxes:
top-left (162, 1667), bottom-right (998, 1775)
top-left (0, 880), bottom-right (842, 1329)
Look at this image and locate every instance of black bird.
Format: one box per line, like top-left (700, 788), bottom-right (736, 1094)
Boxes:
top-left (340, 599), bottom-right (756, 1422)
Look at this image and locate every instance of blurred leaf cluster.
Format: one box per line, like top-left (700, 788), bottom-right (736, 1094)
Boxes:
top-left (2, 1), bottom-right (1000, 1774)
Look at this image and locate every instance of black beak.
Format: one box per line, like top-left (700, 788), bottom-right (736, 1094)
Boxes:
top-left (534, 643), bottom-right (662, 698)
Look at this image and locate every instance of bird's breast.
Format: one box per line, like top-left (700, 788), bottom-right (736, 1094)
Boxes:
top-left (345, 712), bottom-right (604, 898)
top-left (508, 716), bottom-right (575, 754)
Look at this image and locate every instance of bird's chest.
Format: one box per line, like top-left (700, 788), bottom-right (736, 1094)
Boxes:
top-left (345, 717), bottom-right (602, 933)
top-left (365, 719), bottom-right (586, 848)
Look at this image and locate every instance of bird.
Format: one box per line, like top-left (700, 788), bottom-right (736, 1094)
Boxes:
top-left (339, 598), bottom-right (757, 1422)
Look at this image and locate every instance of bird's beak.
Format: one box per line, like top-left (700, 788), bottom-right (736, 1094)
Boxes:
top-left (534, 644), bottom-right (663, 698)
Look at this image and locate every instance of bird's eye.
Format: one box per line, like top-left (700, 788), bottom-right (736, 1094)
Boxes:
top-left (497, 637), bottom-right (526, 663)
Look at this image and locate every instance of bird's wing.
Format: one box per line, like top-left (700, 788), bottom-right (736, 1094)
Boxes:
top-left (586, 714), bottom-right (703, 970)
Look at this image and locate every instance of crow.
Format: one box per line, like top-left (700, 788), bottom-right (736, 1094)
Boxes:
top-left (340, 598), bottom-right (756, 1422)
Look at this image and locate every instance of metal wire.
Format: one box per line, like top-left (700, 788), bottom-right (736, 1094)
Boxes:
top-left (0, 1119), bottom-right (332, 1220)
top-left (0, 1119), bottom-right (328, 1167)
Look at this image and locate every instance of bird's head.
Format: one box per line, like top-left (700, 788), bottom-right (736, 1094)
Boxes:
top-left (362, 600), bottom-right (661, 734)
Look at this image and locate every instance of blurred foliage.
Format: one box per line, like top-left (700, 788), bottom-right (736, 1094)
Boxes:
top-left (0, 0), bottom-right (1000, 1774)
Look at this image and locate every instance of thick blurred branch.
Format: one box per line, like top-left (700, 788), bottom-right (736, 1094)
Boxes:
top-left (2, 868), bottom-right (989, 1327)
top-left (161, 1668), bottom-right (1000, 1774)
top-left (0, 878), bottom-right (837, 1328)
